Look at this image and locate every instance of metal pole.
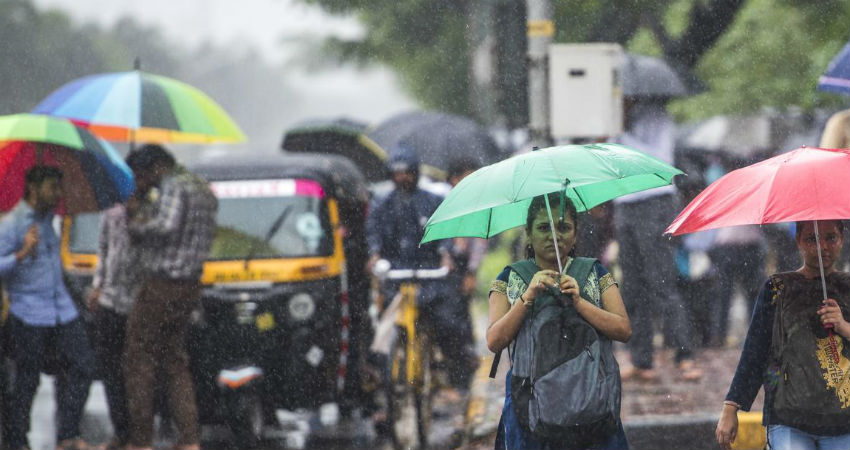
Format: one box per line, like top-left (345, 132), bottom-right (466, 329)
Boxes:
top-left (526, 0), bottom-right (554, 148)
top-left (814, 220), bottom-right (828, 300)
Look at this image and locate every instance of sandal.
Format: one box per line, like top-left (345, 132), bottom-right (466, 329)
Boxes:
top-left (94, 437), bottom-right (126, 450)
top-left (678, 360), bottom-right (703, 382)
top-left (620, 366), bottom-right (659, 383)
top-left (57, 438), bottom-right (95, 450)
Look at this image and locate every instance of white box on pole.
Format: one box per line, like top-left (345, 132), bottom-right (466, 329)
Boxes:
top-left (549, 43), bottom-right (624, 139)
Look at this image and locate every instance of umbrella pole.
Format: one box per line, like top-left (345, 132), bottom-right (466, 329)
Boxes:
top-left (813, 220), bottom-right (840, 364)
top-left (813, 220), bottom-right (828, 300)
top-left (543, 194), bottom-right (564, 274)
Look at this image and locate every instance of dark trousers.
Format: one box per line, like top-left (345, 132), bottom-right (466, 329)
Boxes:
top-left (92, 307), bottom-right (130, 445)
top-left (614, 195), bottom-right (694, 369)
top-left (6, 317), bottom-right (95, 448)
top-left (124, 277), bottom-right (200, 447)
top-left (708, 244), bottom-right (766, 345)
top-left (394, 278), bottom-right (477, 389)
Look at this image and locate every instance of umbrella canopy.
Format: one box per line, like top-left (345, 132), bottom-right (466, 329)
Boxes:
top-left (281, 118), bottom-right (386, 182)
top-left (818, 42), bottom-right (850, 95)
top-left (32, 70), bottom-right (246, 144)
top-left (622, 53), bottom-right (703, 98)
top-left (368, 110), bottom-right (502, 178)
top-left (666, 146), bottom-right (850, 236)
top-left (0, 114), bottom-right (133, 214)
top-left (421, 143), bottom-right (683, 244)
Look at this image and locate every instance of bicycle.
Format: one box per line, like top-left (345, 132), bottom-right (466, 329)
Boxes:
top-left (372, 261), bottom-right (450, 450)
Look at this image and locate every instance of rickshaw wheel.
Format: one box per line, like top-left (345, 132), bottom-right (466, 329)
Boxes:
top-left (228, 392), bottom-right (265, 448)
top-left (385, 328), bottom-right (421, 450)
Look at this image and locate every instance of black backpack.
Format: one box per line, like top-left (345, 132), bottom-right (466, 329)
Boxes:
top-left (767, 272), bottom-right (850, 434)
top-left (504, 257), bottom-right (621, 446)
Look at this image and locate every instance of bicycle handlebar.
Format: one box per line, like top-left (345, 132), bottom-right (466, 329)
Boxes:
top-left (383, 266), bottom-right (450, 280)
top-left (373, 259), bottom-right (450, 280)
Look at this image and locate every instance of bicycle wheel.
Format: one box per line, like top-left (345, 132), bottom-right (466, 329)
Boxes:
top-left (382, 327), bottom-right (416, 449)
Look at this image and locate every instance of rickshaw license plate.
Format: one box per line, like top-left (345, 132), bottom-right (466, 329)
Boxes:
top-left (234, 302), bottom-right (257, 324)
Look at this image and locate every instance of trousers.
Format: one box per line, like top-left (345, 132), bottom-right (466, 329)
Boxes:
top-left (6, 317), bottom-right (95, 448)
top-left (124, 277), bottom-right (200, 447)
top-left (614, 195), bottom-right (694, 368)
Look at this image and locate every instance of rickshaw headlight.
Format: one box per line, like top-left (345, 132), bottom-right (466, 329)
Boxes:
top-left (288, 293), bottom-right (316, 321)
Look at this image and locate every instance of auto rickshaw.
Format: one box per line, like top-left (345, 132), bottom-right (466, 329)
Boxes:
top-left (60, 152), bottom-right (371, 446)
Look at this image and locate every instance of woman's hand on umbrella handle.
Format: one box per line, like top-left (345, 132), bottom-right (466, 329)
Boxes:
top-left (558, 274), bottom-right (580, 306)
top-left (525, 270), bottom-right (559, 300)
top-left (715, 403), bottom-right (739, 450)
top-left (819, 298), bottom-right (850, 338)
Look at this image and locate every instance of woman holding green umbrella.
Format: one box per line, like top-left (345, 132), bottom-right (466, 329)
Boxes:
top-left (420, 143), bottom-right (683, 449)
top-left (488, 193), bottom-right (631, 450)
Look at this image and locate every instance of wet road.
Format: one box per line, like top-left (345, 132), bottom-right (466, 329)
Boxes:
top-left (26, 375), bottom-right (469, 450)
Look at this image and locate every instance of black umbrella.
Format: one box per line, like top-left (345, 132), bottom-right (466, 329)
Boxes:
top-left (622, 53), bottom-right (704, 98)
top-left (367, 110), bottom-right (502, 179)
top-left (281, 118), bottom-right (387, 182)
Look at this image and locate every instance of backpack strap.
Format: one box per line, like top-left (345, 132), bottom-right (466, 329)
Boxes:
top-left (488, 257), bottom-right (598, 378)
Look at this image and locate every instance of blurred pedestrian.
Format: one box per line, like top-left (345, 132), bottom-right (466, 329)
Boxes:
top-left (716, 220), bottom-right (850, 450)
top-left (707, 226), bottom-right (766, 346)
top-left (820, 109), bottom-right (850, 273)
top-left (819, 109), bottom-right (850, 149)
top-left (614, 98), bottom-right (701, 382)
top-left (123, 145), bottom-right (217, 450)
top-left (445, 157), bottom-right (487, 395)
top-left (0, 165), bottom-right (96, 450)
top-left (85, 189), bottom-right (145, 450)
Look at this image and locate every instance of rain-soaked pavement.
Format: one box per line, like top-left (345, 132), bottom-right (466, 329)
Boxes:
top-left (25, 291), bottom-right (756, 450)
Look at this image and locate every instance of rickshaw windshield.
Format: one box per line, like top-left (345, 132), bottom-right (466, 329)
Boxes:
top-left (67, 178), bottom-right (334, 260)
top-left (209, 178), bottom-right (333, 260)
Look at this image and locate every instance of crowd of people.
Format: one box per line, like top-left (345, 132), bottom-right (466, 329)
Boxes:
top-left (0, 144), bottom-right (217, 450)
top-left (0, 108), bottom-right (848, 450)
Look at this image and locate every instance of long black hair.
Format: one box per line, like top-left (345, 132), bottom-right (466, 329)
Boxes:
top-left (524, 192), bottom-right (578, 259)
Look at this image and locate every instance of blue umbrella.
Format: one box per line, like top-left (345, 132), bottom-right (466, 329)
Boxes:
top-left (818, 42), bottom-right (849, 95)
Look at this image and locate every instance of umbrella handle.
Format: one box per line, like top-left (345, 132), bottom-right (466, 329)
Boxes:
top-left (543, 194), bottom-right (563, 274)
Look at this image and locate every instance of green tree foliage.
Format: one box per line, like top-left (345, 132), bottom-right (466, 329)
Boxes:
top-left (669, 0), bottom-right (848, 120)
top-left (0, 0), bottom-right (109, 113)
top-left (302, 0), bottom-right (474, 115)
top-left (302, 0), bottom-right (848, 123)
top-left (0, 0), bottom-right (185, 114)
top-left (0, 0), bottom-right (294, 147)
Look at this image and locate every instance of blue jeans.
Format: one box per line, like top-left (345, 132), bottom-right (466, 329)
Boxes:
top-left (768, 424), bottom-right (850, 450)
top-left (6, 317), bottom-right (95, 448)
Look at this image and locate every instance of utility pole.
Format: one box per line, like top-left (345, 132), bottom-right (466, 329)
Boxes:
top-left (526, 0), bottom-right (553, 148)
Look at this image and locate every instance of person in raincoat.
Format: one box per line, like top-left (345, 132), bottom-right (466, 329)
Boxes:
top-left (488, 193), bottom-right (631, 450)
top-left (366, 146), bottom-right (477, 405)
top-left (716, 220), bottom-right (850, 450)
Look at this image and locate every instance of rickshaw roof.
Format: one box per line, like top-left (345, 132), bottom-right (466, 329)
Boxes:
top-left (187, 152), bottom-right (369, 204)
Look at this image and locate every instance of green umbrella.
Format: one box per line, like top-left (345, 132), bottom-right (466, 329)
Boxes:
top-left (421, 143), bottom-right (683, 247)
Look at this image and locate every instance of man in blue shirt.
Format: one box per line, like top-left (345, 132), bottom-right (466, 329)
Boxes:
top-left (0, 166), bottom-right (96, 450)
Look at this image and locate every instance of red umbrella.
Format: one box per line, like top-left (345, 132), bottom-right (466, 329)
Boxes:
top-left (666, 146), bottom-right (848, 362)
top-left (666, 146), bottom-right (850, 235)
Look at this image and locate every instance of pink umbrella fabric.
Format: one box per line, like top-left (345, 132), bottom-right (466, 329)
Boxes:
top-left (666, 146), bottom-right (850, 235)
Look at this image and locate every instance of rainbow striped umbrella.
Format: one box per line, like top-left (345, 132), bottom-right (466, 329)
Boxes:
top-left (33, 70), bottom-right (246, 144)
top-left (0, 114), bottom-right (134, 214)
